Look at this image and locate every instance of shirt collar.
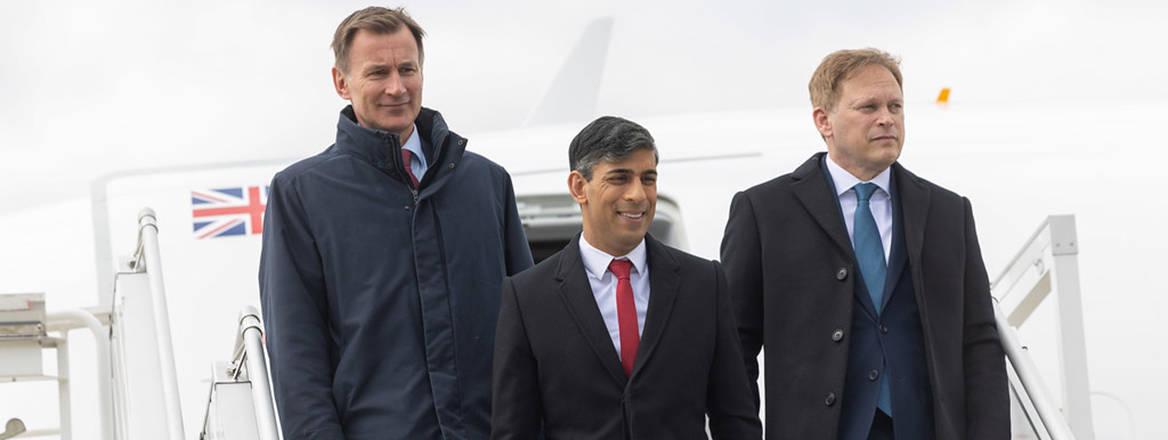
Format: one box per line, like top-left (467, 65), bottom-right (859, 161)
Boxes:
top-left (401, 124), bottom-right (425, 166)
top-left (578, 235), bottom-right (648, 280)
top-left (825, 153), bottom-right (892, 198)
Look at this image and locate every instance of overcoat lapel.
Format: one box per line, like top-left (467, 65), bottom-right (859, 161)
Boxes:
top-left (798, 154), bottom-right (879, 318)
top-left (879, 169), bottom-right (910, 313)
top-left (792, 154), bottom-right (855, 261)
top-left (629, 235), bottom-right (680, 380)
top-left (893, 163), bottom-right (930, 286)
top-left (555, 235), bottom-right (628, 387)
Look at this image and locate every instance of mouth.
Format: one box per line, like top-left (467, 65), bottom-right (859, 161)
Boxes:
top-left (618, 211), bottom-right (646, 220)
top-left (870, 135), bottom-right (898, 142)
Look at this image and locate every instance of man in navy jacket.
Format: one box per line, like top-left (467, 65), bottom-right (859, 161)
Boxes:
top-left (259, 7), bottom-right (533, 439)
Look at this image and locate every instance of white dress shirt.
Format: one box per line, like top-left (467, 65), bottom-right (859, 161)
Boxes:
top-left (825, 155), bottom-right (893, 262)
top-left (578, 235), bottom-right (650, 361)
top-left (401, 124), bottom-right (428, 179)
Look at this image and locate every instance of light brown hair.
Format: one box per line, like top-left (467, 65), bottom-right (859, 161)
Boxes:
top-left (331, 7), bottom-right (426, 74)
top-left (809, 48), bottom-right (902, 111)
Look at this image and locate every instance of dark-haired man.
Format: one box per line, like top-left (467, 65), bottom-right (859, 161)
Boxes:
top-left (259, 7), bottom-right (533, 439)
top-left (491, 116), bottom-right (761, 439)
top-left (720, 48), bottom-right (1008, 439)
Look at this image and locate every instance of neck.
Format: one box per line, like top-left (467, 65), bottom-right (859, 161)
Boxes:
top-left (581, 229), bottom-right (637, 257)
top-left (827, 151), bottom-right (886, 182)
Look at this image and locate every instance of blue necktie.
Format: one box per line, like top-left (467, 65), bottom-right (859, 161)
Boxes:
top-left (853, 182), bottom-right (893, 416)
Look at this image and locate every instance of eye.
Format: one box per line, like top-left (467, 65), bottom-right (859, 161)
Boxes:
top-left (607, 175), bottom-right (629, 184)
top-left (890, 103), bottom-right (903, 112)
top-left (642, 176), bottom-right (657, 185)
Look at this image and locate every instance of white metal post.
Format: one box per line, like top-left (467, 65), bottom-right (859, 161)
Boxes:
top-left (240, 307), bottom-right (281, 440)
top-left (46, 309), bottom-right (113, 440)
top-left (56, 335), bottom-right (71, 440)
top-left (1046, 215), bottom-right (1095, 440)
top-left (135, 208), bottom-right (186, 440)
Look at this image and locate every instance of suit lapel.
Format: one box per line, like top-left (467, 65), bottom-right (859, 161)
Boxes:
top-left (628, 234), bottom-right (680, 381)
top-left (555, 235), bottom-right (628, 387)
top-left (881, 183), bottom-right (909, 312)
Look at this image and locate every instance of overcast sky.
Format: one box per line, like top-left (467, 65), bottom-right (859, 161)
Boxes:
top-left (2, 0), bottom-right (1166, 210)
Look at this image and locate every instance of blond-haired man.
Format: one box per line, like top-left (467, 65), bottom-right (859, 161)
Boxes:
top-left (720, 48), bottom-right (1008, 439)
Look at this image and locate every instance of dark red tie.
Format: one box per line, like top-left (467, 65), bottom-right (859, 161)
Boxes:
top-left (608, 259), bottom-right (638, 376)
top-left (401, 149), bottom-right (420, 188)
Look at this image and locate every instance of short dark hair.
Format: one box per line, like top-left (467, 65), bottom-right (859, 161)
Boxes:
top-left (569, 116), bottom-right (658, 180)
top-left (332, 7), bottom-right (426, 74)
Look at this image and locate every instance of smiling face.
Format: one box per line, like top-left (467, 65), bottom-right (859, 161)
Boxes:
top-left (331, 27), bottom-right (422, 143)
top-left (569, 148), bottom-right (658, 256)
top-left (814, 64), bottom-right (904, 180)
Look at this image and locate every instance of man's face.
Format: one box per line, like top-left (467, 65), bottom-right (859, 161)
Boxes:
top-left (814, 64), bottom-right (904, 179)
top-left (332, 28), bottom-right (423, 142)
top-left (570, 148), bottom-right (658, 256)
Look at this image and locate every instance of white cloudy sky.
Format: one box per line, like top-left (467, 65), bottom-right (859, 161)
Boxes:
top-left (1, 0), bottom-right (1166, 211)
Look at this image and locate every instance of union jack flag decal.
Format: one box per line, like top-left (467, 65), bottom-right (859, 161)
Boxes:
top-left (191, 186), bottom-right (269, 239)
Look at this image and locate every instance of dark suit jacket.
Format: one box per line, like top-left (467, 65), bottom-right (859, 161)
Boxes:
top-left (492, 234), bottom-right (762, 440)
top-left (720, 153), bottom-right (1008, 439)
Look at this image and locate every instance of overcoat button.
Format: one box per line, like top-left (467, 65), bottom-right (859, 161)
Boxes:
top-left (868, 369), bottom-right (880, 381)
top-left (831, 329), bottom-right (845, 342)
top-left (880, 325), bottom-right (889, 334)
top-left (836, 267), bottom-right (848, 280)
top-left (825, 392), bottom-right (837, 407)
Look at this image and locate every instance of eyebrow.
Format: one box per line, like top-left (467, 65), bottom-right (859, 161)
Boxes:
top-left (604, 168), bottom-right (657, 175)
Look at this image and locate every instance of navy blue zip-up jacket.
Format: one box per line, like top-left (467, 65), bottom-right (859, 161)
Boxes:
top-left (259, 106), bottom-right (534, 440)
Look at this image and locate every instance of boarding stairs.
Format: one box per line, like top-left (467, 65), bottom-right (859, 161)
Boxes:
top-left (0, 210), bottom-right (1101, 439)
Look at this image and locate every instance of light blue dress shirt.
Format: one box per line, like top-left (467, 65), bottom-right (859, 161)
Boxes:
top-left (401, 124), bottom-right (428, 180)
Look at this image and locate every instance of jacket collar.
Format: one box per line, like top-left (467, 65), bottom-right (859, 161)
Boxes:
top-left (333, 106), bottom-right (468, 192)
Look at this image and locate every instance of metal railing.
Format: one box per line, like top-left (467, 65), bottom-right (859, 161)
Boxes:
top-left (991, 215), bottom-right (1095, 440)
top-left (199, 306), bottom-right (281, 440)
top-left (128, 208), bottom-right (186, 440)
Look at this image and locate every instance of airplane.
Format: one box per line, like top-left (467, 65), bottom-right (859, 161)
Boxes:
top-left (2, 2), bottom-right (1166, 439)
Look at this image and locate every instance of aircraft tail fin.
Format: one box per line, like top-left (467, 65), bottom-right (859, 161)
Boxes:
top-left (523, 17), bottom-right (614, 127)
top-left (936, 87), bottom-right (951, 105)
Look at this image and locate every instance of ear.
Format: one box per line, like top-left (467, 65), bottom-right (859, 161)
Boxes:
top-left (812, 107), bottom-right (832, 139)
top-left (332, 66), bottom-right (351, 100)
top-left (567, 171), bottom-right (589, 205)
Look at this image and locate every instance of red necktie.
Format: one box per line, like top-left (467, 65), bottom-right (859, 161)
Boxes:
top-left (401, 149), bottom-right (420, 188)
top-left (608, 259), bottom-right (638, 376)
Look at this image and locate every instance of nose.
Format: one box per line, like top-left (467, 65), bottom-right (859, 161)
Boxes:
top-left (384, 71), bottom-right (405, 96)
top-left (623, 180), bottom-right (647, 203)
top-left (876, 107), bottom-right (896, 127)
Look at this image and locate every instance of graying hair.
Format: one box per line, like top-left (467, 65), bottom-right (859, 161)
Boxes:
top-left (569, 116), bottom-right (658, 180)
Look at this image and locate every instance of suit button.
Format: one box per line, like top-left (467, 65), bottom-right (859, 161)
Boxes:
top-left (880, 325), bottom-right (889, 334)
top-left (831, 329), bottom-right (845, 342)
top-left (868, 369), bottom-right (880, 381)
top-left (836, 267), bottom-right (848, 281)
top-left (825, 392), bottom-right (837, 407)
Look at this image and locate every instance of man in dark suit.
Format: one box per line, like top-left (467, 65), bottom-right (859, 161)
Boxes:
top-left (492, 116), bottom-right (762, 439)
top-left (720, 49), bottom-right (1009, 439)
